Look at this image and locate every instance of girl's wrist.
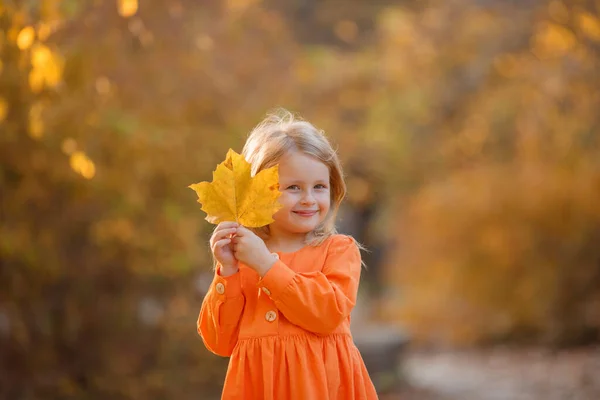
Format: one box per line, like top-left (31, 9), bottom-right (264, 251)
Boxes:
top-left (255, 252), bottom-right (278, 277)
top-left (219, 263), bottom-right (239, 277)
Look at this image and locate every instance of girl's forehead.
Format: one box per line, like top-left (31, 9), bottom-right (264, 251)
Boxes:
top-left (278, 151), bottom-right (329, 177)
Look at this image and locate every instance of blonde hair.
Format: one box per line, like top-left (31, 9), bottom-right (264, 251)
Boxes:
top-left (242, 108), bottom-right (346, 246)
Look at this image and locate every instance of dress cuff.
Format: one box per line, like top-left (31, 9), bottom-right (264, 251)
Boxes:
top-left (256, 260), bottom-right (296, 300)
top-left (213, 266), bottom-right (242, 298)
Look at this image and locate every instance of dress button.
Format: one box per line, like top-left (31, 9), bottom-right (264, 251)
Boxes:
top-left (262, 287), bottom-right (271, 296)
top-left (272, 253), bottom-right (279, 260)
top-left (265, 310), bottom-right (277, 322)
top-left (215, 282), bottom-right (225, 294)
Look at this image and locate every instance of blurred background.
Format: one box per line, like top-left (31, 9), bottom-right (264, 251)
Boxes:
top-left (1, 0), bottom-right (600, 399)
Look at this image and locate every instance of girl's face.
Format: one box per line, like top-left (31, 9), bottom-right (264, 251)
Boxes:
top-left (270, 151), bottom-right (331, 238)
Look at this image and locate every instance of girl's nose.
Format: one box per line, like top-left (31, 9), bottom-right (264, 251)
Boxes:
top-left (300, 191), bottom-right (316, 205)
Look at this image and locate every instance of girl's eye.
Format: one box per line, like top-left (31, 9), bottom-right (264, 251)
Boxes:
top-left (315, 184), bottom-right (328, 189)
top-left (286, 185), bottom-right (300, 190)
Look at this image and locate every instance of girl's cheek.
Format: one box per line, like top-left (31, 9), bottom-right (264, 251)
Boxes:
top-left (279, 195), bottom-right (295, 207)
top-left (317, 192), bottom-right (330, 203)
top-left (284, 192), bottom-right (299, 202)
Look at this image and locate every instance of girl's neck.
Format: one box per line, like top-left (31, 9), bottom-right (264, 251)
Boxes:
top-left (265, 229), bottom-right (308, 253)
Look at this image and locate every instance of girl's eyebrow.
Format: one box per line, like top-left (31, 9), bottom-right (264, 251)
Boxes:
top-left (282, 179), bottom-right (329, 185)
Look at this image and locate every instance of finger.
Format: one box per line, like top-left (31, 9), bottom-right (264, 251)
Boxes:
top-left (212, 238), bottom-right (231, 251)
top-left (212, 227), bottom-right (237, 243)
top-left (211, 224), bottom-right (233, 244)
top-left (233, 226), bottom-right (251, 236)
top-left (215, 221), bottom-right (239, 233)
top-left (211, 225), bottom-right (237, 240)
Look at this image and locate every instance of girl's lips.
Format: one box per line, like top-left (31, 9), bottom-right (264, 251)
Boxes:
top-left (293, 211), bottom-right (318, 217)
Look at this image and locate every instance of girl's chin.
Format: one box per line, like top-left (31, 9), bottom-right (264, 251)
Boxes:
top-left (277, 222), bottom-right (320, 234)
top-left (271, 215), bottom-right (325, 234)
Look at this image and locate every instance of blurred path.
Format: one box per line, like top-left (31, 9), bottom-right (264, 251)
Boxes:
top-left (382, 346), bottom-right (600, 400)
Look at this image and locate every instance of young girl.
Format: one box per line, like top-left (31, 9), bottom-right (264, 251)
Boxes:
top-left (198, 110), bottom-right (378, 399)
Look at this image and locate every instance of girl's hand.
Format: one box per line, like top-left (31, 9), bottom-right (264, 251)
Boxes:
top-left (232, 226), bottom-right (277, 276)
top-left (210, 221), bottom-right (239, 276)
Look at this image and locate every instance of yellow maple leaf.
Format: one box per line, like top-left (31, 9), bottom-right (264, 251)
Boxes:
top-left (189, 149), bottom-right (282, 227)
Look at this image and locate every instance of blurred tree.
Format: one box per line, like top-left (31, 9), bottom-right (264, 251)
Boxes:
top-left (376, 0), bottom-right (600, 347)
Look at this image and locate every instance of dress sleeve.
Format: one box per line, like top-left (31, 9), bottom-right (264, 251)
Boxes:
top-left (197, 266), bottom-right (245, 357)
top-left (256, 236), bottom-right (361, 334)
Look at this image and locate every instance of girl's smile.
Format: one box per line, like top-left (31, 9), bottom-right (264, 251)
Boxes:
top-left (292, 210), bottom-right (318, 217)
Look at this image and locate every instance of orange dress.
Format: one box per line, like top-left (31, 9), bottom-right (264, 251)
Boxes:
top-left (198, 234), bottom-right (378, 400)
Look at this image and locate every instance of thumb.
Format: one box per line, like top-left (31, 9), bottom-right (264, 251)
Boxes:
top-left (235, 226), bottom-right (251, 236)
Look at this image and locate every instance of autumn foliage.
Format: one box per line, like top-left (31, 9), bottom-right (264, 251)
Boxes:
top-left (1, 0), bottom-right (600, 398)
